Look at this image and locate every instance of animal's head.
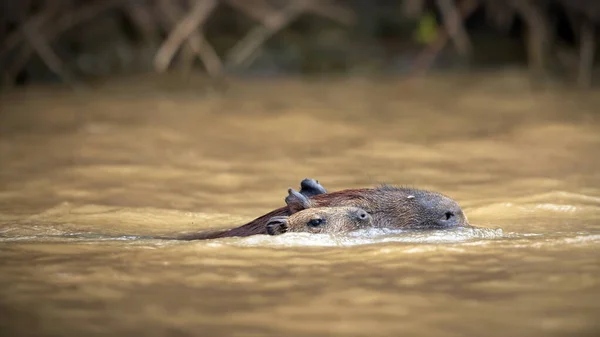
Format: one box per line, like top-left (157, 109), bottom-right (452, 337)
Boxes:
top-left (266, 189), bottom-right (372, 235)
top-left (310, 186), bottom-right (470, 229)
top-left (368, 186), bottom-right (470, 229)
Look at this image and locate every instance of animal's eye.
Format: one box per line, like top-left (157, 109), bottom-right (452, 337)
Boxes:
top-left (307, 218), bottom-right (325, 227)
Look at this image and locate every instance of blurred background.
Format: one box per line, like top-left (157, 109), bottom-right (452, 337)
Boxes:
top-left (1, 2), bottom-right (600, 337)
top-left (1, 0), bottom-right (598, 87)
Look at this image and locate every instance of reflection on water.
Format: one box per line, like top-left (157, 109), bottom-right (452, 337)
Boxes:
top-left (1, 72), bottom-right (599, 336)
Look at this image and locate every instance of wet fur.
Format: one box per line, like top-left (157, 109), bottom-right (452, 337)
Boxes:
top-left (177, 185), bottom-right (468, 240)
top-left (267, 206), bottom-right (371, 235)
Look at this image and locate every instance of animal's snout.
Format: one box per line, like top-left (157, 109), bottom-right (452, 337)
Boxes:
top-left (437, 207), bottom-right (468, 228)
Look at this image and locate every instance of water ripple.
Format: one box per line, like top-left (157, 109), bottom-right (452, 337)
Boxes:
top-left (228, 226), bottom-right (505, 248)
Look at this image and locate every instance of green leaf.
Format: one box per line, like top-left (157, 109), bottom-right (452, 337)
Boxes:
top-left (414, 13), bottom-right (438, 44)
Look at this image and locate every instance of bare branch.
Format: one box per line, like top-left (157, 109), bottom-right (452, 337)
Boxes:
top-left (510, 0), bottom-right (552, 83)
top-left (1, 0), bottom-right (121, 58)
top-left (436, 0), bottom-right (472, 57)
top-left (21, 20), bottom-right (76, 85)
top-left (124, 0), bottom-right (161, 44)
top-left (225, 1), bottom-right (307, 69)
top-left (2, 0), bottom-right (122, 86)
top-left (578, 19), bottom-right (595, 88)
top-left (411, 0), bottom-right (479, 76)
top-left (154, 0), bottom-right (220, 74)
top-left (305, 0), bottom-right (355, 26)
top-left (226, 0), bottom-right (282, 25)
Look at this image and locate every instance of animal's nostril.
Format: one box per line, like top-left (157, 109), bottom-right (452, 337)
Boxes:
top-left (444, 211), bottom-right (454, 221)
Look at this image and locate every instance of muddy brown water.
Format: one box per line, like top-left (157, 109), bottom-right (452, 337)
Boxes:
top-left (0, 72), bottom-right (599, 337)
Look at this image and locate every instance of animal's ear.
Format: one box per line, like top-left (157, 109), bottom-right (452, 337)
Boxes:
top-left (266, 216), bottom-right (289, 235)
top-left (299, 178), bottom-right (327, 198)
top-left (285, 188), bottom-right (312, 213)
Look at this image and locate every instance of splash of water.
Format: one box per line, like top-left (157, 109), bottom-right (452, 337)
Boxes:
top-left (228, 226), bottom-right (505, 248)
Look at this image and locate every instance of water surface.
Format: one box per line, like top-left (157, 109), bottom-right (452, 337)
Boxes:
top-left (1, 72), bottom-right (599, 336)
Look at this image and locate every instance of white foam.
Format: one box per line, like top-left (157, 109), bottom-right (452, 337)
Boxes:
top-left (227, 226), bottom-right (505, 248)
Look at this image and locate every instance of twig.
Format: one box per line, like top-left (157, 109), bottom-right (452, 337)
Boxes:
top-left (171, 0), bottom-right (222, 76)
top-left (52, 0), bottom-right (123, 39)
top-left (2, 0), bottom-right (122, 86)
top-left (123, 0), bottom-right (161, 44)
top-left (410, 0), bottom-right (478, 76)
top-left (1, 0), bottom-right (121, 59)
top-left (305, 0), bottom-right (355, 26)
top-left (224, 0), bottom-right (354, 70)
top-left (225, 0), bottom-right (282, 24)
top-left (154, 0), bottom-right (220, 75)
top-left (436, 0), bottom-right (472, 58)
top-left (21, 21), bottom-right (76, 85)
top-left (510, 0), bottom-right (552, 83)
top-left (155, 0), bottom-right (223, 77)
top-left (3, 45), bottom-right (32, 86)
top-left (225, 1), bottom-right (307, 69)
top-left (578, 18), bottom-right (595, 88)
top-left (1, 12), bottom-right (47, 59)
top-left (154, 0), bottom-right (195, 69)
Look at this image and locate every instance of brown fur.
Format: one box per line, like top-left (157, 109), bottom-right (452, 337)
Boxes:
top-left (177, 185), bottom-right (469, 240)
top-left (266, 206), bottom-right (372, 235)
